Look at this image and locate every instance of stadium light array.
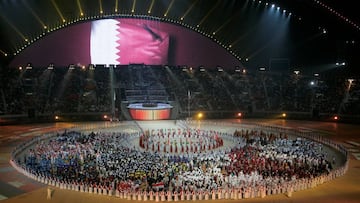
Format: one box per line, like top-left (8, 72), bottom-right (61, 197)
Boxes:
top-left (336, 62), bottom-right (346, 66)
top-left (259, 67), bottom-right (266, 71)
top-left (26, 63), bottom-right (33, 70)
top-left (314, 0), bottom-right (360, 31)
top-left (47, 64), bottom-right (54, 70)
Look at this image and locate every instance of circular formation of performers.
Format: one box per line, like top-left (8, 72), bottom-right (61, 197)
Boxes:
top-left (20, 128), bottom-right (334, 194)
top-left (139, 128), bottom-right (224, 154)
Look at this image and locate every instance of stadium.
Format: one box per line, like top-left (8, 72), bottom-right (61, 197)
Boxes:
top-left (0, 0), bottom-right (359, 203)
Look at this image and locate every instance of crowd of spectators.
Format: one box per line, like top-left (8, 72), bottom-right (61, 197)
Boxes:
top-left (0, 66), bottom-right (111, 115)
top-left (0, 65), bottom-right (359, 117)
top-left (165, 66), bottom-right (359, 115)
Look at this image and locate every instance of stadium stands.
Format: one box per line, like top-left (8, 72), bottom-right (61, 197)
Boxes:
top-left (0, 65), bottom-right (359, 122)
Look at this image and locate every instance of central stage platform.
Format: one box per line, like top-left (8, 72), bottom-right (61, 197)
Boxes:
top-left (127, 103), bottom-right (173, 120)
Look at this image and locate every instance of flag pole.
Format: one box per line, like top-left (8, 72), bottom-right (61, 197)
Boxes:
top-left (187, 90), bottom-right (190, 118)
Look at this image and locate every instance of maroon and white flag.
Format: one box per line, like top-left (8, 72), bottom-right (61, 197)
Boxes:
top-left (90, 19), bottom-right (169, 65)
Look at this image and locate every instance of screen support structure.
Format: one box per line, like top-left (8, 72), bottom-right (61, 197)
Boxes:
top-left (109, 65), bottom-right (116, 120)
top-left (187, 90), bottom-right (191, 118)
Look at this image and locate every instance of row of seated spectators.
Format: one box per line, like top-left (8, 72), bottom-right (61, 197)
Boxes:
top-left (0, 65), bottom-right (359, 116)
top-left (0, 66), bottom-right (111, 115)
top-left (164, 66), bottom-right (359, 115)
top-left (114, 65), bottom-right (173, 103)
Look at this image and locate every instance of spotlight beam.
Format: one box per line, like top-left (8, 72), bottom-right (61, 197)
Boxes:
top-left (0, 49), bottom-right (7, 56)
top-left (76, 0), bottom-right (84, 16)
top-left (99, 0), bottom-right (103, 14)
top-left (228, 1), bottom-right (271, 48)
top-left (115, 0), bottom-right (118, 12)
top-left (213, 2), bottom-right (247, 34)
top-left (0, 14), bottom-right (27, 41)
top-left (248, 33), bottom-right (282, 59)
top-left (51, 0), bottom-right (66, 22)
top-left (164, 0), bottom-right (175, 17)
top-left (198, 0), bottom-right (221, 26)
top-left (230, 36), bottom-right (242, 48)
top-left (23, 1), bottom-right (47, 28)
top-left (213, 15), bottom-right (234, 34)
top-left (131, 0), bottom-right (136, 13)
top-left (229, 23), bottom-right (259, 47)
top-left (148, 0), bottom-right (155, 14)
top-left (181, 0), bottom-right (199, 20)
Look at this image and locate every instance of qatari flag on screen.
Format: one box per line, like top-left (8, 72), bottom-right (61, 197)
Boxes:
top-left (90, 19), bottom-right (169, 65)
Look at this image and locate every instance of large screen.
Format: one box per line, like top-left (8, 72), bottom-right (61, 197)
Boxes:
top-left (10, 18), bottom-right (241, 68)
top-left (90, 19), bottom-right (169, 65)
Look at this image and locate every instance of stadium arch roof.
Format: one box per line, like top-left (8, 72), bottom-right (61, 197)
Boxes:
top-left (0, 0), bottom-right (359, 74)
